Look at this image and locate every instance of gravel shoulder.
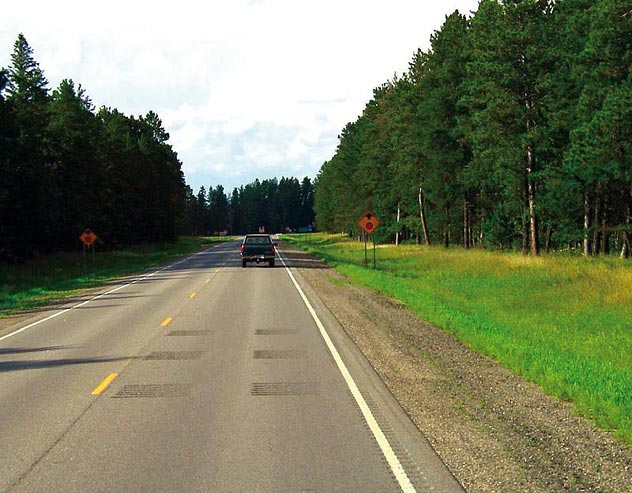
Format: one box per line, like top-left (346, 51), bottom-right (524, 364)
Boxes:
top-left (291, 246), bottom-right (632, 492)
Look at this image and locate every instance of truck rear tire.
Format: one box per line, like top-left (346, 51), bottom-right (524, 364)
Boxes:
top-left (242, 259), bottom-right (247, 268)
top-left (269, 260), bottom-right (275, 268)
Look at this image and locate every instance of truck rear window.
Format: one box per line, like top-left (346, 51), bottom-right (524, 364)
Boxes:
top-left (245, 236), bottom-right (270, 245)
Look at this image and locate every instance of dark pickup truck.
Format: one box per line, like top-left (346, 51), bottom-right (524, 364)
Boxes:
top-left (239, 234), bottom-right (277, 268)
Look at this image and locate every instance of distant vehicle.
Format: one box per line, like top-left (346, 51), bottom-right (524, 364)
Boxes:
top-left (239, 234), bottom-right (277, 268)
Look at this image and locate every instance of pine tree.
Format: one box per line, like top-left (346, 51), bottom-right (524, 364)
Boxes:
top-left (564, 0), bottom-right (632, 255)
top-left (208, 185), bottom-right (229, 234)
top-left (299, 176), bottom-right (315, 228)
top-left (229, 188), bottom-right (241, 234)
top-left (0, 68), bottom-right (14, 258)
top-left (47, 79), bottom-right (101, 248)
top-left (464, 0), bottom-right (554, 254)
top-left (418, 11), bottom-right (472, 248)
top-left (278, 177), bottom-right (301, 231)
top-left (3, 34), bottom-right (53, 257)
top-left (536, 0), bottom-right (593, 251)
top-left (6, 34), bottom-right (48, 105)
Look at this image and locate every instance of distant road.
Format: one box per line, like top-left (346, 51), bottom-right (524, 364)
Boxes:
top-left (0, 240), bottom-right (462, 492)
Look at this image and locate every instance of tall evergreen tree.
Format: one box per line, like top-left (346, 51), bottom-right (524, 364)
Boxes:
top-left (208, 185), bottom-right (229, 233)
top-left (464, 0), bottom-right (554, 254)
top-left (564, 0), bottom-right (632, 255)
top-left (195, 186), bottom-right (209, 235)
top-left (180, 185), bottom-right (197, 235)
top-left (595, 72), bottom-right (632, 257)
top-left (278, 177), bottom-right (301, 230)
top-left (379, 74), bottom-right (423, 245)
top-left (536, 0), bottom-right (593, 251)
top-left (299, 176), bottom-right (315, 228)
top-left (47, 79), bottom-right (101, 248)
top-left (229, 187), bottom-right (241, 234)
top-left (418, 12), bottom-right (472, 247)
top-left (313, 161), bottom-right (336, 232)
top-left (5, 34), bottom-right (48, 105)
top-left (0, 68), bottom-right (14, 258)
top-left (137, 111), bottom-right (185, 242)
top-left (407, 50), bottom-right (434, 245)
top-left (3, 34), bottom-right (53, 256)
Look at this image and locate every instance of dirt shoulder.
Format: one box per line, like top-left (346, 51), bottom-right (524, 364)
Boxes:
top-left (293, 248), bottom-right (632, 492)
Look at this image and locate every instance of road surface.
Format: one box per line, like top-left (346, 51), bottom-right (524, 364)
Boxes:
top-left (0, 240), bottom-right (463, 492)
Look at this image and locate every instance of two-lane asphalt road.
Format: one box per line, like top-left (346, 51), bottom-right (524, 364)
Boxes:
top-left (0, 240), bottom-right (463, 492)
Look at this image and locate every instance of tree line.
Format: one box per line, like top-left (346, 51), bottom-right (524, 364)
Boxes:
top-left (0, 34), bottom-right (186, 260)
top-left (0, 34), bottom-right (315, 262)
top-left (314, 0), bottom-right (632, 257)
top-left (181, 176), bottom-right (315, 236)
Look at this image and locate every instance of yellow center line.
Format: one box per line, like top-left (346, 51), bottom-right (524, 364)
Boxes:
top-left (189, 292), bottom-right (197, 299)
top-left (160, 317), bottom-right (173, 327)
top-left (204, 278), bottom-right (211, 284)
top-left (91, 373), bottom-right (118, 395)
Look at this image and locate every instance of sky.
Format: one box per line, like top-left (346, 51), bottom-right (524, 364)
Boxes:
top-left (1, 0), bottom-right (480, 194)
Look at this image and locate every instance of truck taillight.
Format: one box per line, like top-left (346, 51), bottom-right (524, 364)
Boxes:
top-left (271, 245), bottom-right (275, 253)
top-left (240, 245), bottom-right (244, 253)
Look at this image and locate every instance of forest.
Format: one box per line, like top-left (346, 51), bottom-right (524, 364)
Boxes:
top-left (0, 34), bottom-right (186, 259)
top-left (314, 0), bottom-right (632, 257)
top-left (181, 176), bottom-right (315, 237)
top-left (0, 34), bottom-right (314, 261)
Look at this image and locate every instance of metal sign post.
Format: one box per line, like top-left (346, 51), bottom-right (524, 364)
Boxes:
top-left (372, 233), bottom-right (377, 269)
top-left (79, 229), bottom-right (98, 277)
top-left (82, 243), bottom-right (87, 276)
top-left (363, 231), bottom-right (368, 267)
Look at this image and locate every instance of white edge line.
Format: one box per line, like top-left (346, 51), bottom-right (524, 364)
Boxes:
top-left (278, 249), bottom-right (416, 493)
top-left (0, 252), bottom-right (198, 343)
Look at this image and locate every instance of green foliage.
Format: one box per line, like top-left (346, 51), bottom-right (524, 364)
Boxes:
top-left (0, 35), bottom-right (187, 259)
top-left (418, 11), bottom-right (472, 247)
top-left (183, 176), bottom-right (315, 236)
top-left (6, 33), bottom-right (48, 104)
top-left (286, 233), bottom-right (632, 445)
top-left (314, 1), bottom-right (632, 258)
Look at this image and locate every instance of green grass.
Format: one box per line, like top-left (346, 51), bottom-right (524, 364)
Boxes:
top-left (285, 233), bottom-right (632, 446)
top-left (0, 236), bottom-right (231, 316)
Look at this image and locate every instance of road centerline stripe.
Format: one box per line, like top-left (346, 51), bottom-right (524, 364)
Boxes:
top-left (0, 247), bottom-right (216, 343)
top-left (279, 248), bottom-right (416, 493)
top-left (189, 292), bottom-right (197, 299)
top-left (92, 373), bottom-right (118, 395)
top-left (160, 317), bottom-right (173, 327)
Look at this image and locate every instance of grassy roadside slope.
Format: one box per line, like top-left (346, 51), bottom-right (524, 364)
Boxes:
top-left (0, 237), bottom-right (231, 317)
top-left (285, 233), bottom-right (632, 446)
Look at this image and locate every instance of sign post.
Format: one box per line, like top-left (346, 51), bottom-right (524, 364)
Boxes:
top-left (358, 211), bottom-right (380, 269)
top-left (79, 229), bottom-right (98, 276)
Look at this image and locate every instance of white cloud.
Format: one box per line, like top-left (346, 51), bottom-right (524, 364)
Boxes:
top-left (1, 0), bottom-right (480, 192)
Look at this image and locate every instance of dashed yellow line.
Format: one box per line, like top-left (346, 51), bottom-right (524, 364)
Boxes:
top-left (205, 278), bottom-right (211, 284)
top-left (91, 373), bottom-right (118, 395)
top-left (189, 292), bottom-right (197, 299)
top-left (160, 317), bottom-right (173, 327)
